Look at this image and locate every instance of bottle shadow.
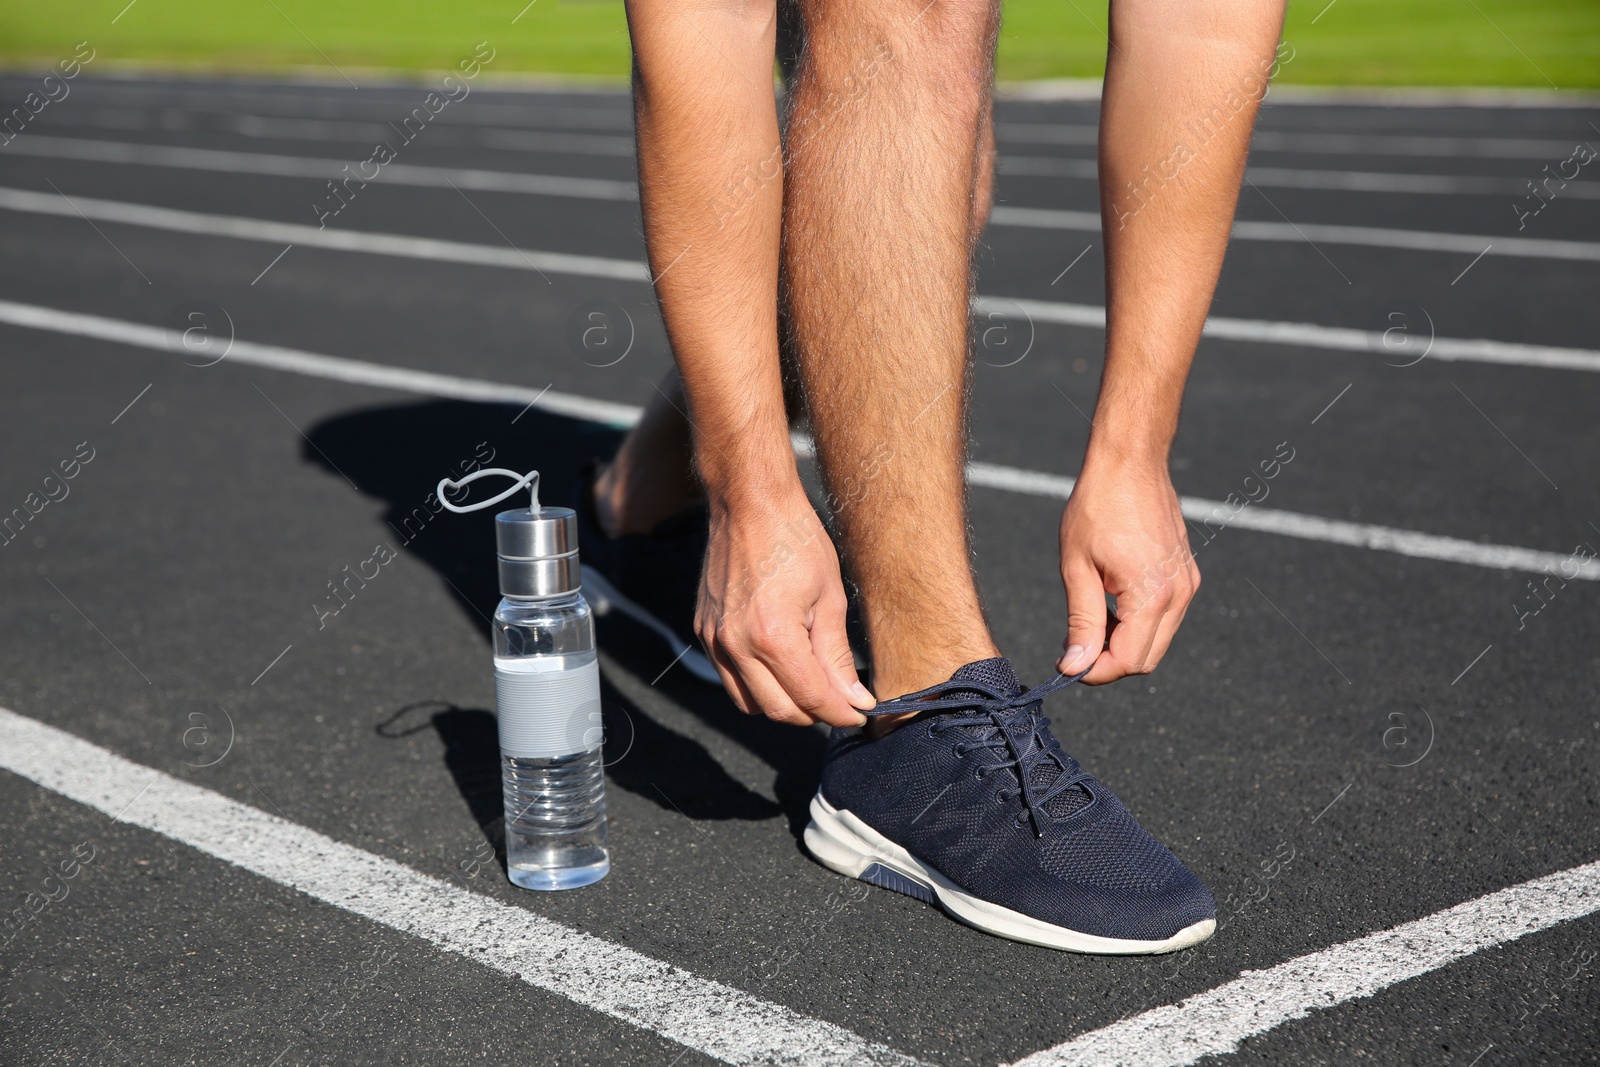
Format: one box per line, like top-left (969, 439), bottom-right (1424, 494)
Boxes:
top-left (306, 399), bottom-right (824, 839)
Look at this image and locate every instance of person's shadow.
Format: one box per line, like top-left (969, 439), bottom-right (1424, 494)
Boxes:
top-left (305, 399), bottom-right (827, 853)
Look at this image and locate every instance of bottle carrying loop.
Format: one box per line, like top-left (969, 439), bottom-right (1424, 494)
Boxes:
top-left (437, 468), bottom-right (540, 515)
top-left (438, 468), bottom-right (578, 598)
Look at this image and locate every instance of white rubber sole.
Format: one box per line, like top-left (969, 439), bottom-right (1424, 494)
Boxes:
top-left (580, 564), bottom-right (722, 686)
top-left (803, 792), bottom-right (1216, 955)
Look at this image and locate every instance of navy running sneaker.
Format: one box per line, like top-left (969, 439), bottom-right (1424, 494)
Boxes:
top-left (574, 465), bottom-right (720, 685)
top-left (804, 657), bottom-right (1215, 953)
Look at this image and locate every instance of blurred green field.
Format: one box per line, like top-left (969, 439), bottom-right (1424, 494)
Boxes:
top-left (1, 0), bottom-right (1597, 87)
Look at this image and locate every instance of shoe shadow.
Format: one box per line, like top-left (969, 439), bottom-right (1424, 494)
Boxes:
top-left (310, 399), bottom-right (817, 834)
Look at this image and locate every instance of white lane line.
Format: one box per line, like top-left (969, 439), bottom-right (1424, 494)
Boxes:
top-left (14, 135), bottom-right (1600, 263)
top-left (3, 186), bottom-right (1596, 374)
top-left (996, 124), bottom-right (1100, 146)
top-left (49, 113), bottom-right (641, 156)
top-left (998, 155), bottom-right (1600, 200)
top-left (0, 298), bottom-right (641, 428)
top-left (974, 296), bottom-right (1600, 374)
top-left (1241, 164), bottom-right (1600, 200)
top-left (2, 135), bottom-right (639, 202)
top-left (0, 185), bottom-right (650, 283)
top-left (989, 205), bottom-right (1600, 263)
top-left (478, 128), bottom-right (638, 156)
top-left (222, 115), bottom-right (637, 154)
top-left (997, 82), bottom-right (1600, 107)
top-left (1249, 129), bottom-right (1594, 160)
top-left (996, 123), bottom-right (1595, 159)
top-left (39, 87), bottom-right (636, 130)
top-left (9, 708), bottom-right (1600, 1067)
top-left (1004, 857), bottom-right (1600, 1067)
top-left (997, 156), bottom-right (1102, 178)
top-left (0, 706), bottom-right (923, 1067)
top-left (963, 460), bottom-right (1600, 580)
top-left (3, 297), bottom-right (1596, 585)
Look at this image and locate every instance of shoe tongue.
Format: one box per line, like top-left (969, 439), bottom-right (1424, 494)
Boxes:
top-left (947, 658), bottom-right (1092, 820)
top-left (948, 657), bottom-right (1022, 694)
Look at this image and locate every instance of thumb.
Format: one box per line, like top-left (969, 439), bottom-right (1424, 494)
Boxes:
top-left (811, 588), bottom-right (874, 717)
top-left (1059, 558), bottom-right (1107, 675)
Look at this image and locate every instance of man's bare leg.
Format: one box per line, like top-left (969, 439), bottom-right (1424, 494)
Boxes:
top-left (592, 371), bottom-right (700, 538)
top-left (602, 10), bottom-right (995, 547)
top-left (783, 0), bottom-right (1002, 702)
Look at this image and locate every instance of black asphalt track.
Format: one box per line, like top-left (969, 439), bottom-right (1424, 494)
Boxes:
top-left (1, 74), bottom-right (1597, 1065)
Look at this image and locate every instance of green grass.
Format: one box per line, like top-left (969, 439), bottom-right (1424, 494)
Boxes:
top-left (2, 0), bottom-right (1597, 87)
top-left (997, 0), bottom-right (1600, 87)
top-left (0, 0), bottom-right (637, 81)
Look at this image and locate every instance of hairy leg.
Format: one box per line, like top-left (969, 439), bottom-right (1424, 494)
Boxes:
top-left (782, 0), bottom-right (1002, 701)
top-left (603, 4), bottom-right (994, 543)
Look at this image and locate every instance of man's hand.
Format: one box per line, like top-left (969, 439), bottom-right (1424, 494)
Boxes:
top-left (628, 0), bottom-right (870, 726)
top-left (696, 487), bottom-right (874, 727)
top-left (1057, 453), bottom-right (1198, 684)
top-left (1051, 0), bottom-right (1283, 683)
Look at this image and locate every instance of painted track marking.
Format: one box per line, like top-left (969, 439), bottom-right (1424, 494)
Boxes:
top-left (1004, 857), bottom-right (1600, 1066)
top-left (1, 135), bottom-right (640, 201)
top-left (0, 706), bottom-right (924, 1067)
top-left (20, 84), bottom-right (636, 129)
top-left (999, 155), bottom-right (1600, 199)
top-left (11, 136), bottom-right (1600, 261)
top-left (3, 186), bottom-right (1598, 373)
top-left (970, 296), bottom-right (1600, 375)
top-left (1, 297), bottom-right (1595, 584)
top-left (6, 707), bottom-right (1600, 1067)
top-left (996, 123), bottom-right (1599, 159)
top-left (988, 205), bottom-right (1600, 263)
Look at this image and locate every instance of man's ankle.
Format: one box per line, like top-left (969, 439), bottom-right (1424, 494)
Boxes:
top-left (866, 642), bottom-right (1002, 735)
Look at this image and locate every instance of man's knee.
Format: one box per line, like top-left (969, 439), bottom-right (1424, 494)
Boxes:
top-left (797, 0), bottom-right (996, 72)
top-left (897, 0), bottom-right (998, 55)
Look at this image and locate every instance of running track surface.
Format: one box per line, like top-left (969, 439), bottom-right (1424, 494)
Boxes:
top-left (1, 73), bottom-right (1597, 1066)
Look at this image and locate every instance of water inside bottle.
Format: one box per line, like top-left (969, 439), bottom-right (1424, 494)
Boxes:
top-left (497, 651), bottom-right (609, 890)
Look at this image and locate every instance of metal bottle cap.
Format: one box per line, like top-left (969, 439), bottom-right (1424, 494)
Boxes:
top-left (495, 507), bottom-right (580, 597)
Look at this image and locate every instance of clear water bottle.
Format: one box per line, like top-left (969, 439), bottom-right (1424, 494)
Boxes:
top-left (492, 505), bottom-right (609, 891)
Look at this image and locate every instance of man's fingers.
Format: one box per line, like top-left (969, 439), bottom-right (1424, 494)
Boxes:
top-left (747, 610), bottom-right (865, 727)
top-left (716, 639), bottom-right (821, 727)
top-left (810, 590), bottom-right (875, 717)
top-left (1140, 564), bottom-right (1199, 676)
top-left (706, 639), bottom-right (758, 715)
top-left (1087, 584), bottom-right (1169, 684)
top-left (1142, 604), bottom-right (1185, 676)
top-left (704, 623), bottom-right (794, 722)
top-left (1058, 559), bottom-right (1108, 675)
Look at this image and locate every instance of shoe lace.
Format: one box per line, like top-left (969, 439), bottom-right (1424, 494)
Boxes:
top-left (869, 667), bottom-right (1092, 837)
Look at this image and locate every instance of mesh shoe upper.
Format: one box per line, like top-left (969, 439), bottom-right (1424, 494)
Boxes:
top-left (818, 658), bottom-right (1215, 942)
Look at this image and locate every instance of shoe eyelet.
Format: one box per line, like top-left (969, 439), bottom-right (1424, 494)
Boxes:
top-left (1012, 815), bottom-right (1028, 829)
top-left (952, 743), bottom-right (968, 758)
top-left (973, 767), bottom-right (986, 781)
top-left (927, 722), bottom-right (943, 737)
